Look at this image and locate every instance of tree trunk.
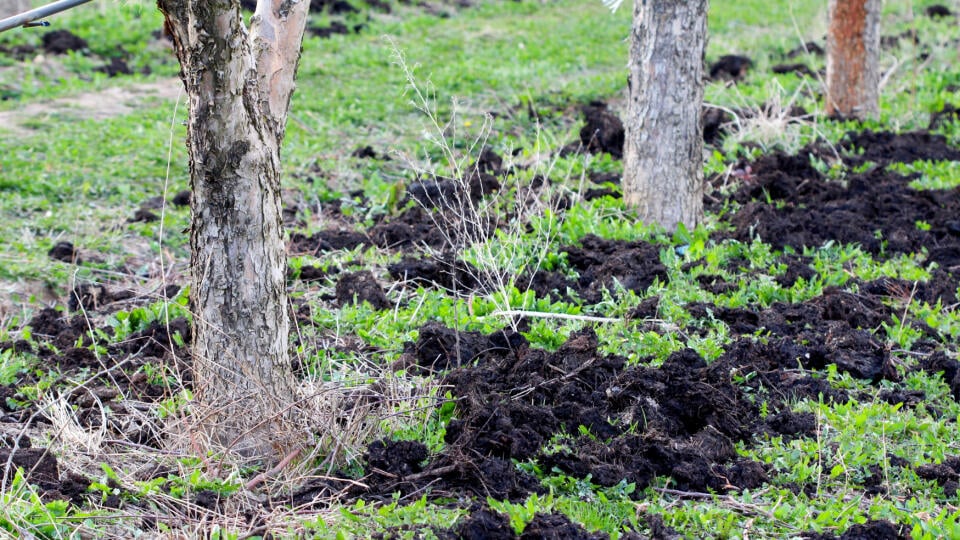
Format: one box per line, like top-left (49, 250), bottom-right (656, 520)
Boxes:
top-left (622, 0), bottom-right (707, 232)
top-left (826, 0), bottom-right (881, 119)
top-left (157, 0), bottom-right (308, 460)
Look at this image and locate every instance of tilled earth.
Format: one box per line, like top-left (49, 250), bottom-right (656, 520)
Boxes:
top-left (271, 103), bottom-right (960, 538)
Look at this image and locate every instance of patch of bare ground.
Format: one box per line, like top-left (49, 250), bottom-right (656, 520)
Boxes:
top-left (0, 78), bottom-right (182, 137)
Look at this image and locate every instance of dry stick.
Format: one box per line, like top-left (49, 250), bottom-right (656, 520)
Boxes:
top-left (653, 488), bottom-right (795, 528)
top-left (244, 448), bottom-right (303, 491)
top-left (487, 310), bottom-right (680, 329)
top-left (485, 310), bottom-right (623, 323)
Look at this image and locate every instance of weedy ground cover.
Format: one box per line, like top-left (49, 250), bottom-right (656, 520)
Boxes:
top-left (1, 0), bottom-right (960, 538)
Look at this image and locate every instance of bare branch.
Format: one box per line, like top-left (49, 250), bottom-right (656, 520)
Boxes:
top-left (251, 0), bottom-right (310, 128)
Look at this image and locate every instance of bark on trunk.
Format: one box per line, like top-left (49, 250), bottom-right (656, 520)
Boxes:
top-left (157, 0), bottom-right (308, 460)
top-left (622, 0), bottom-right (707, 232)
top-left (826, 0), bottom-right (881, 119)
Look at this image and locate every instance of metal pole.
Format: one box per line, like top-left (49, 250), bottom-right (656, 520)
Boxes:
top-left (0, 0), bottom-right (95, 33)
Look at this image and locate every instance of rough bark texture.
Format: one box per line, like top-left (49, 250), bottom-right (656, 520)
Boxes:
top-left (623, 0), bottom-right (707, 232)
top-left (157, 0), bottom-right (308, 460)
top-left (826, 0), bottom-right (881, 119)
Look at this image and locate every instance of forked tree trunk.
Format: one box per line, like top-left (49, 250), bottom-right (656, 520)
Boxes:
top-left (623, 0), bottom-right (707, 232)
top-left (826, 0), bottom-right (881, 119)
top-left (157, 0), bottom-right (308, 460)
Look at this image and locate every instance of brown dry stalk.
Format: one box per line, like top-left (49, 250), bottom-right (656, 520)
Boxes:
top-left (244, 448), bottom-right (302, 491)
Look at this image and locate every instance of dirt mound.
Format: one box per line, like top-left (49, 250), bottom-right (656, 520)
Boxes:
top-left (399, 322), bottom-right (521, 372)
top-left (42, 30), bottom-right (88, 54)
top-left (388, 255), bottom-right (482, 292)
top-left (771, 62), bottom-right (816, 77)
top-left (918, 351), bottom-right (960, 401)
top-left (925, 4), bottom-right (953, 18)
top-left (68, 283), bottom-right (134, 312)
top-left (454, 507), bottom-right (514, 539)
top-left (579, 102), bottom-right (624, 158)
top-left (95, 57), bottom-right (134, 77)
top-left (562, 235), bottom-right (668, 303)
top-left (703, 107), bottom-right (734, 145)
top-left (785, 41), bottom-right (824, 58)
top-left (289, 229), bottom-right (371, 254)
top-left (370, 206), bottom-right (449, 249)
top-left (929, 103), bottom-right (960, 130)
top-left (915, 455), bottom-right (960, 496)
top-left (709, 55), bottom-right (752, 81)
top-left (48, 241), bottom-right (79, 263)
top-left (840, 130), bottom-right (960, 166)
top-left (335, 271), bottom-right (391, 309)
top-left (365, 439), bottom-right (428, 477)
top-left (700, 285), bottom-right (898, 385)
top-left (722, 148), bottom-right (960, 279)
top-left (393, 329), bottom-right (767, 499)
top-left (802, 519), bottom-right (908, 540)
top-left (407, 171), bottom-right (500, 209)
top-left (520, 512), bottom-right (608, 539)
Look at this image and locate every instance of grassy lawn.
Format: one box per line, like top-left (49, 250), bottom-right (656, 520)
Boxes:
top-left (1, 0), bottom-right (960, 538)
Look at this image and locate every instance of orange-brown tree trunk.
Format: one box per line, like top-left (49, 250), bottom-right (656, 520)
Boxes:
top-left (623, 0), bottom-right (707, 232)
top-left (157, 0), bottom-right (308, 460)
top-left (826, 0), bottom-right (881, 119)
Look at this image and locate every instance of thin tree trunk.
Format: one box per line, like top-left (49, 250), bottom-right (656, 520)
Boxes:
top-left (826, 0), bottom-right (881, 119)
top-left (157, 0), bottom-right (308, 460)
top-left (622, 0), bottom-right (707, 233)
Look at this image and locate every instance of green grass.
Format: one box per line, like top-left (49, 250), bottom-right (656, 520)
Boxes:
top-left (1, 0), bottom-right (960, 537)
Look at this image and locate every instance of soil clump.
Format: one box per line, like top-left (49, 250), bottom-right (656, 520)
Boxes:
top-left (709, 55), bottom-right (752, 81)
top-left (719, 141), bottom-right (960, 282)
top-left (561, 234), bottom-right (668, 303)
top-left (335, 271), bottom-right (392, 309)
top-left (579, 102), bottom-right (624, 158)
top-left (41, 30), bottom-right (88, 55)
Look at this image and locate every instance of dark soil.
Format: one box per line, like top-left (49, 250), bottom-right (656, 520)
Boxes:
top-left (925, 4), bottom-right (953, 18)
top-left (519, 512), bottom-right (607, 539)
top-left (335, 270), bottom-right (392, 309)
top-left (771, 62), bottom-right (816, 78)
top-left (407, 171), bottom-right (500, 209)
top-left (802, 519), bottom-right (909, 540)
top-left (915, 455), bottom-right (960, 496)
top-left (48, 241), bottom-right (78, 263)
top-left (455, 507), bottom-right (514, 539)
top-left (709, 55), bottom-right (752, 81)
top-left (360, 329), bottom-right (769, 501)
top-left (388, 255), bottom-right (482, 292)
top-left (95, 57), bottom-right (134, 77)
top-left (68, 283), bottom-right (134, 312)
top-left (703, 107), bottom-right (733, 146)
top-left (41, 30), bottom-right (88, 55)
top-left (172, 190), bottom-right (191, 206)
top-left (579, 102), bottom-right (624, 158)
top-left (308, 21), bottom-right (358, 38)
top-left (351, 145), bottom-right (390, 160)
top-left (719, 141), bottom-right (960, 283)
top-left (785, 41), bottom-right (824, 58)
top-left (929, 103), bottom-right (960, 130)
top-left (561, 234), bottom-right (668, 303)
top-left (0, 447), bottom-right (60, 490)
top-left (839, 130), bottom-right (960, 166)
